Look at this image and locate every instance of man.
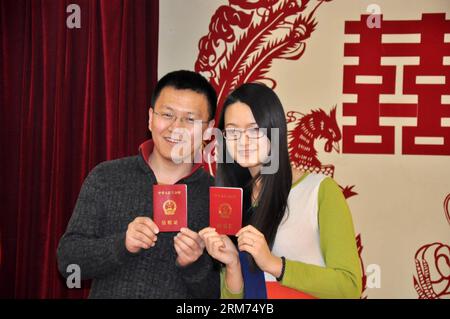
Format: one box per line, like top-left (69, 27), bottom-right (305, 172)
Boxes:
top-left (57, 70), bottom-right (219, 298)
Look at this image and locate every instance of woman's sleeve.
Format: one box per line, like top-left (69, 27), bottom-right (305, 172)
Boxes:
top-left (279, 177), bottom-right (363, 299)
top-left (220, 266), bottom-right (244, 299)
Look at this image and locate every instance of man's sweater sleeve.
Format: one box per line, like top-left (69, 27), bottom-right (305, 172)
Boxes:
top-left (177, 250), bottom-right (221, 298)
top-left (57, 164), bottom-right (138, 280)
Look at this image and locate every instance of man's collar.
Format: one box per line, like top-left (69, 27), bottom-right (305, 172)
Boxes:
top-left (138, 139), bottom-right (204, 180)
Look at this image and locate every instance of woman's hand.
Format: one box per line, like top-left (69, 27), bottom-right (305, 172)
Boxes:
top-left (199, 227), bottom-right (239, 267)
top-left (236, 225), bottom-right (283, 278)
top-left (200, 227), bottom-right (243, 294)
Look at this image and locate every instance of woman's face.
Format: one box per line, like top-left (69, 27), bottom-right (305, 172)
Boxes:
top-left (223, 102), bottom-right (271, 170)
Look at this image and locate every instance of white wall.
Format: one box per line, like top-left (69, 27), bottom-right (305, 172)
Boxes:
top-left (158, 0), bottom-right (450, 298)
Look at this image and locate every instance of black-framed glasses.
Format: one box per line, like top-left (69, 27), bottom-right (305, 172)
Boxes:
top-left (153, 110), bottom-right (209, 126)
top-left (223, 127), bottom-right (265, 140)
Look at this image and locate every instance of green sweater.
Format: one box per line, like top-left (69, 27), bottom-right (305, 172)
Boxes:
top-left (222, 173), bottom-right (362, 299)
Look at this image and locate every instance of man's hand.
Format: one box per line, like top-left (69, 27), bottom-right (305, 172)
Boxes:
top-left (174, 227), bottom-right (205, 267)
top-left (125, 217), bottom-right (159, 253)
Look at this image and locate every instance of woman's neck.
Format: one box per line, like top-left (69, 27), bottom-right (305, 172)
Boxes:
top-left (247, 165), bottom-right (260, 205)
top-left (248, 164), bottom-right (261, 178)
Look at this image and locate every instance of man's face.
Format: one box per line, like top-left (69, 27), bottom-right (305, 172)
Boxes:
top-left (148, 86), bottom-right (213, 163)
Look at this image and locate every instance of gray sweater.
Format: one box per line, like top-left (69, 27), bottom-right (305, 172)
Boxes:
top-left (57, 152), bottom-right (220, 298)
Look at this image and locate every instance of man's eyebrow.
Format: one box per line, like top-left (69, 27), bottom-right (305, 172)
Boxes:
top-left (160, 106), bottom-right (200, 116)
top-left (157, 105), bottom-right (174, 112)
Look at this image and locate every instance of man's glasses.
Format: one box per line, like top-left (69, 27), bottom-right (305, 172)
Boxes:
top-left (153, 110), bottom-right (209, 126)
top-left (223, 127), bottom-right (265, 140)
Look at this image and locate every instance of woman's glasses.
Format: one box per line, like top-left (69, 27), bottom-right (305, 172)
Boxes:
top-left (223, 127), bottom-right (265, 140)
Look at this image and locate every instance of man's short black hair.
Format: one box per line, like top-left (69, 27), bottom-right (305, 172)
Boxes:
top-left (150, 70), bottom-right (217, 121)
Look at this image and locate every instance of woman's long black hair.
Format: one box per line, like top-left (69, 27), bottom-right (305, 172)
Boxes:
top-left (216, 83), bottom-right (292, 271)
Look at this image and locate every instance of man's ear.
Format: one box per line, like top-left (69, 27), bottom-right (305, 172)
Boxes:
top-left (148, 107), bottom-right (153, 132)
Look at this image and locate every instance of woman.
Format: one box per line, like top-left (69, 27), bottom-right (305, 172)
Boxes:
top-left (199, 83), bottom-right (362, 299)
